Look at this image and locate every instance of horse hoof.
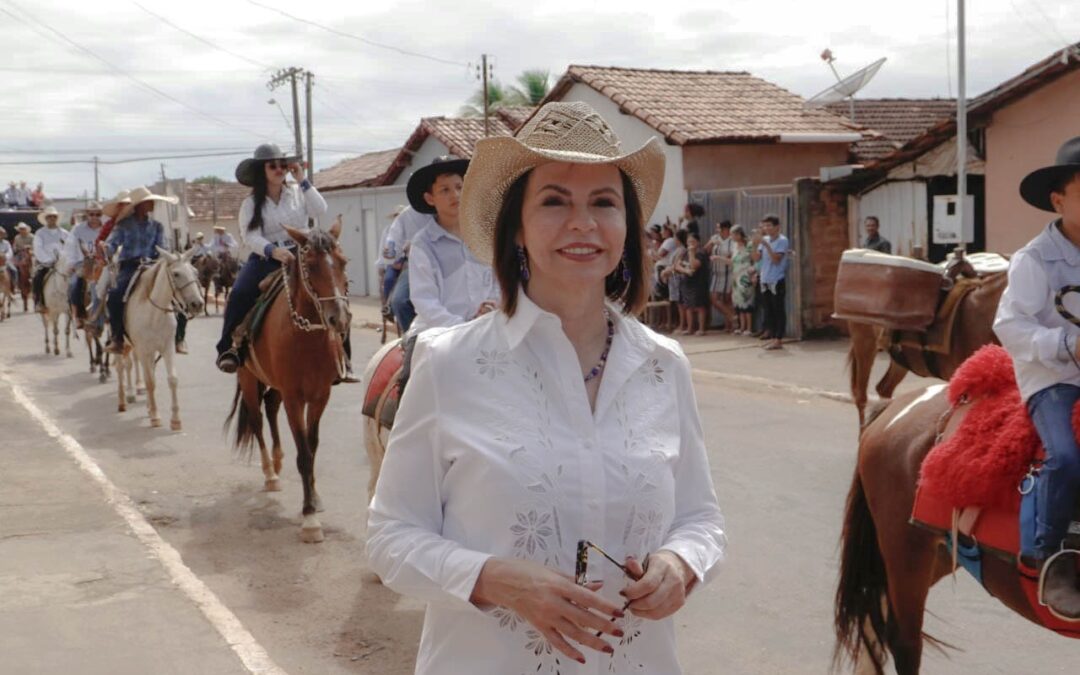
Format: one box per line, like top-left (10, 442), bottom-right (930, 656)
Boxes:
top-left (170, 420), bottom-right (182, 432)
top-left (150, 418), bottom-right (162, 428)
top-left (300, 526), bottom-right (324, 544)
top-left (137, 388), bottom-right (146, 395)
top-left (264, 479), bottom-right (281, 492)
top-left (118, 405), bottom-right (126, 413)
top-left (127, 395), bottom-right (135, 404)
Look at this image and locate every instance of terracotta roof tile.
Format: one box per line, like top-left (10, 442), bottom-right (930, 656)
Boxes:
top-left (313, 148), bottom-right (400, 191)
top-left (546, 65), bottom-right (860, 144)
top-left (423, 116), bottom-right (516, 158)
top-left (825, 98), bottom-right (956, 161)
top-left (184, 181), bottom-right (249, 222)
top-left (494, 106), bottom-right (535, 129)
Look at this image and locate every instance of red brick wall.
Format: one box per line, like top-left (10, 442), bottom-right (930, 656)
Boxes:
top-left (796, 178), bottom-right (851, 334)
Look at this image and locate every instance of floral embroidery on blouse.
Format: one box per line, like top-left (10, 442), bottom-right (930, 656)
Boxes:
top-left (475, 349), bottom-right (510, 379)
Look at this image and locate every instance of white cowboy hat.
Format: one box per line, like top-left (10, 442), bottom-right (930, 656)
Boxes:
top-left (102, 189), bottom-right (132, 219)
top-left (37, 205), bottom-right (61, 226)
top-left (212, 224), bottom-right (227, 231)
top-left (459, 100), bottom-right (665, 265)
top-left (15, 222), bottom-right (30, 232)
top-left (85, 200), bottom-right (103, 213)
top-left (115, 185), bottom-right (179, 222)
top-left (195, 231), bottom-right (205, 239)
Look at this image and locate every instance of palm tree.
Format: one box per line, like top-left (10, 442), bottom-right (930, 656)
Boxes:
top-left (458, 70), bottom-right (550, 116)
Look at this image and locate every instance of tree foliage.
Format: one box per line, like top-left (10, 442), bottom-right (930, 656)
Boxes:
top-left (458, 70), bottom-right (550, 117)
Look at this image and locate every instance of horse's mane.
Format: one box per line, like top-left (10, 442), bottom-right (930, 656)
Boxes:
top-left (306, 229), bottom-right (336, 254)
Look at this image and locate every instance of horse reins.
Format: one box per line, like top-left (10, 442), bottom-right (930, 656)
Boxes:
top-left (281, 243), bottom-right (348, 335)
top-left (147, 258), bottom-right (199, 317)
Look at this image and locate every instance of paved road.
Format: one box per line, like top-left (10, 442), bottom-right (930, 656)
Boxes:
top-left (0, 309), bottom-right (1074, 674)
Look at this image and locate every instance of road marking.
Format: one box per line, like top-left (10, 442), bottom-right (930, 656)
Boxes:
top-left (1, 372), bottom-right (288, 675)
top-left (691, 368), bottom-right (854, 404)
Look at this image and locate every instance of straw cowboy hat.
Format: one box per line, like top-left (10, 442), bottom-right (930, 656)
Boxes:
top-left (235, 143), bottom-right (298, 187)
top-left (1020, 136), bottom-right (1080, 213)
top-left (37, 205), bottom-right (61, 226)
top-left (459, 100), bottom-right (665, 264)
top-left (85, 200), bottom-right (103, 213)
top-left (194, 231), bottom-right (205, 239)
top-left (114, 186), bottom-right (179, 222)
top-left (212, 224), bottom-right (227, 231)
top-left (406, 155), bottom-right (470, 215)
top-left (102, 190), bottom-right (132, 220)
top-left (15, 222), bottom-right (30, 232)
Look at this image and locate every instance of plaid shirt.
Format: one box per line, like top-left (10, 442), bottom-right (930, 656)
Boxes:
top-left (106, 215), bottom-right (166, 262)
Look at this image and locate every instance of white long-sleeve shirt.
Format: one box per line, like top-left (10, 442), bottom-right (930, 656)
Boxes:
top-left (367, 292), bottom-right (727, 675)
top-left (994, 220), bottom-right (1080, 402)
top-left (237, 182), bottom-right (327, 259)
top-left (32, 226), bottom-right (68, 266)
top-left (406, 219), bottom-right (499, 334)
top-left (379, 206), bottom-right (432, 268)
top-left (0, 240), bottom-right (13, 269)
top-left (210, 232), bottom-right (238, 256)
top-left (63, 221), bottom-right (101, 272)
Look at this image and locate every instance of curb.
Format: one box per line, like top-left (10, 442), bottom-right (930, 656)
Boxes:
top-left (690, 368), bottom-right (853, 404)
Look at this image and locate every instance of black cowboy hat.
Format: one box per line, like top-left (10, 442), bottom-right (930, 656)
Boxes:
top-left (1020, 136), bottom-right (1080, 213)
top-left (235, 143), bottom-right (299, 187)
top-left (406, 155), bottom-right (470, 215)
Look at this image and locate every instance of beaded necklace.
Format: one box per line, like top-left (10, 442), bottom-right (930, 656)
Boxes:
top-left (583, 312), bottom-right (615, 382)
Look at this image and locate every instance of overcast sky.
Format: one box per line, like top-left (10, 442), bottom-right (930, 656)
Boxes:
top-left (2, 0), bottom-right (1076, 199)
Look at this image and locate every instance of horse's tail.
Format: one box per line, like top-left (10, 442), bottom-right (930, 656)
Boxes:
top-left (833, 470), bottom-right (889, 675)
top-left (224, 380), bottom-right (263, 461)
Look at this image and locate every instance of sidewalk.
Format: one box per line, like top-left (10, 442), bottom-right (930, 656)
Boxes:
top-left (0, 385), bottom-right (251, 675)
top-left (348, 296), bottom-right (927, 402)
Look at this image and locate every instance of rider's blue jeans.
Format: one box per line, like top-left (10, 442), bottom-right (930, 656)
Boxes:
top-left (390, 267), bottom-right (415, 332)
top-left (216, 253), bottom-right (280, 356)
top-left (1028, 383), bottom-right (1080, 558)
top-left (107, 260), bottom-right (140, 342)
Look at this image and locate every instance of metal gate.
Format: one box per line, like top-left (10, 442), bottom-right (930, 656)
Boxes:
top-left (689, 186), bottom-right (800, 339)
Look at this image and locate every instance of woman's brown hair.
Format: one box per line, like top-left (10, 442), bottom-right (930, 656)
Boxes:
top-left (493, 168), bottom-right (649, 317)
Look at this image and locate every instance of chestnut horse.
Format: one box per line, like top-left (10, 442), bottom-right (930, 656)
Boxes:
top-left (847, 271), bottom-right (1008, 427)
top-left (14, 248), bottom-right (31, 312)
top-left (834, 385), bottom-right (1066, 674)
top-left (193, 254), bottom-right (219, 315)
top-left (76, 253), bottom-right (108, 379)
top-left (0, 256), bottom-right (12, 321)
top-left (213, 252), bottom-right (238, 310)
top-left (225, 223), bottom-right (351, 543)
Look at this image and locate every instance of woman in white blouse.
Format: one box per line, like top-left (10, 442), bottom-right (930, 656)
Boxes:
top-left (215, 143), bottom-right (327, 372)
top-left (367, 101), bottom-right (726, 674)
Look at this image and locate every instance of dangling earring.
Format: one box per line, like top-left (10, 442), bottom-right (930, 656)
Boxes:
top-left (621, 249), bottom-right (631, 283)
top-left (517, 245), bottom-right (530, 282)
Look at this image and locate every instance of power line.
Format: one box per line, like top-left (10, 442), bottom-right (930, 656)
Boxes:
top-left (1026, 0), bottom-right (1075, 48)
top-left (245, 0), bottom-right (469, 68)
top-left (131, 1), bottom-right (272, 71)
top-left (0, 148), bottom-right (364, 167)
top-left (0, 0), bottom-right (265, 140)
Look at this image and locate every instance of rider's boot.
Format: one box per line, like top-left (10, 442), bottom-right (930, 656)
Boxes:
top-left (106, 336), bottom-right (124, 355)
top-left (216, 348), bottom-right (239, 374)
top-left (1043, 554), bottom-right (1080, 619)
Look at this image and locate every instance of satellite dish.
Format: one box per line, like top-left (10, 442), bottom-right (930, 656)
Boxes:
top-left (805, 54), bottom-right (887, 123)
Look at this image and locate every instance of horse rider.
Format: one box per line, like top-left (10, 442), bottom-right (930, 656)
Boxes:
top-left (96, 190), bottom-right (132, 254)
top-left (209, 225), bottom-right (238, 260)
top-left (3, 181), bottom-right (18, 208)
top-left (396, 155), bottom-right (500, 392)
top-left (189, 232), bottom-right (211, 260)
top-left (65, 201), bottom-right (104, 328)
top-left (215, 143), bottom-right (328, 374)
top-left (0, 229), bottom-right (16, 287)
top-left (99, 186), bottom-right (186, 355)
top-left (381, 204), bottom-right (433, 331)
top-left (31, 206), bottom-right (68, 312)
top-left (13, 222), bottom-right (34, 256)
top-left (994, 136), bottom-right (1080, 617)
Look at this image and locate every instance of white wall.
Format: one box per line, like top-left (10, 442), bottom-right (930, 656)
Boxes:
top-left (391, 136), bottom-right (451, 187)
top-left (323, 185), bottom-right (408, 296)
top-left (560, 83), bottom-right (687, 224)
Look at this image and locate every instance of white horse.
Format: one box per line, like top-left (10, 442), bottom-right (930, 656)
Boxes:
top-left (0, 260), bottom-right (12, 321)
top-left (41, 266), bottom-right (73, 357)
top-left (118, 247), bottom-right (203, 429)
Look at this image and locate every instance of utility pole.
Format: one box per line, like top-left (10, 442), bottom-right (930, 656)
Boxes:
top-left (305, 71), bottom-right (314, 175)
top-left (92, 156), bottom-right (99, 202)
top-left (477, 54), bottom-right (493, 137)
top-left (956, 0), bottom-right (967, 251)
top-left (268, 67), bottom-right (306, 158)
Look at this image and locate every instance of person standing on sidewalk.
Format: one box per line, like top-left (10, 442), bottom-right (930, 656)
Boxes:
top-left (707, 220), bottom-right (736, 333)
top-left (862, 216), bottom-right (891, 254)
top-left (752, 214), bottom-right (789, 351)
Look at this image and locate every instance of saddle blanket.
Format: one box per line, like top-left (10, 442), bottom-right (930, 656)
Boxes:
top-left (231, 269), bottom-right (285, 348)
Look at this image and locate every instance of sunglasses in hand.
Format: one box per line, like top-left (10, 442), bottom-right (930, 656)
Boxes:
top-left (576, 540), bottom-right (649, 637)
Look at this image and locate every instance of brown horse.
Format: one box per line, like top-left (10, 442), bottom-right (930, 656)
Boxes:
top-left (847, 271), bottom-right (1008, 427)
top-left (193, 254), bottom-right (219, 315)
top-left (213, 251), bottom-right (238, 310)
top-left (833, 385), bottom-right (1071, 674)
top-left (13, 248), bottom-right (31, 312)
top-left (225, 223), bottom-right (351, 543)
top-left (76, 253), bottom-right (108, 380)
top-left (0, 255), bottom-right (12, 321)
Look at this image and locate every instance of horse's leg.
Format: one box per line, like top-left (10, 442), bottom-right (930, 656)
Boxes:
top-left (305, 393), bottom-right (330, 513)
top-left (116, 351), bottom-right (127, 412)
top-left (162, 349), bottom-right (181, 431)
top-left (141, 354), bottom-right (160, 427)
top-left (264, 389), bottom-right (284, 480)
top-left (41, 312), bottom-right (50, 354)
top-left (847, 322), bottom-right (878, 428)
top-left (63, 313), bottom-right (72, 358)
top-left (237, 372), bottom-right (276, 490)
top-left (282, 396), bottom-right (322, 543)
top-left (875, 360), bottom-right (909, 401)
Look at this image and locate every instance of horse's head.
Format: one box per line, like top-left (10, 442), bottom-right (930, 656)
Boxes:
top-left (82, 253), bottom-right (103, 283)
top-left (285, 223), bottom-right (351, 335)
top-left (156, 246), bottom-right (204, 316)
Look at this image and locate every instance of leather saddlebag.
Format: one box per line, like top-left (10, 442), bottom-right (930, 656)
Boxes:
top-left (832, 249), bottom-right (943, 331)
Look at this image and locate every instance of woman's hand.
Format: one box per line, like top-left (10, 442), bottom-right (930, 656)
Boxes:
top-left (471, 558), bottom-right (625, 664)
top-left (288, 161), bottom-right (305, 183)
top-left (271, 246), bottom-right (295, 265)
top-left (621, 551), bottom-right (695, 621)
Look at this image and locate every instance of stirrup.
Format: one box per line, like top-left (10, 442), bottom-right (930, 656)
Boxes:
top-left (1038, 548), bottom-right (1080, 622)
top-left (216, 349), bottom-right (240, 374)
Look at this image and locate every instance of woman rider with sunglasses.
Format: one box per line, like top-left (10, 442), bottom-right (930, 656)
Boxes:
top-left (215, 143), bottom-right (328, 373)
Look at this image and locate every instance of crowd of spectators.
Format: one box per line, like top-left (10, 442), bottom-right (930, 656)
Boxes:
top-left (2, 181), bottom-right (46, 209)
top-left (647, 203), bottom-right (791, 348)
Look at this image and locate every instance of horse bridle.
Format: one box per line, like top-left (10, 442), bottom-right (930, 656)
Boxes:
top-left (148, 257), bottom-right (200, 317)
top-left (281, 243), bottom-right (348, 334)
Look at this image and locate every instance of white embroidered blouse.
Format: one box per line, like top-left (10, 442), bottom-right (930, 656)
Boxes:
top-left (237, 182), bottom-right (327, 258)
top-left (367, 292), bottom-right (726, 675)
